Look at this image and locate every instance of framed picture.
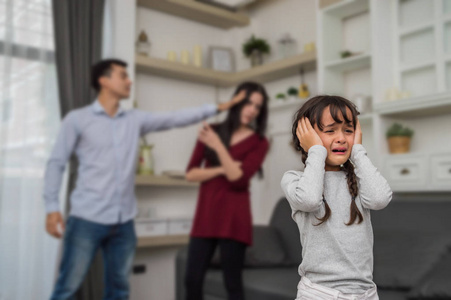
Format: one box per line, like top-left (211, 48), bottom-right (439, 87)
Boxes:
top-left (208, 46), bottom-right (235, 72)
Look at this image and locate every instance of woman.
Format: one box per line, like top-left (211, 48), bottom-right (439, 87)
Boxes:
top-left (184, 82), bottom-right (270, 300)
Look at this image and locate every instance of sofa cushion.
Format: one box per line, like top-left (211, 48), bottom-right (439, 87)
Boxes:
top-left (269, 198), bottom-right (302, 265)
top-left (204, 267), bottom-right (299, 300)
top-left (407, 248), bottom-right (451, 299)
top-left (211, 226), bottom-right (291, 268)
top-left (373, 230), bottom-right (451, 289)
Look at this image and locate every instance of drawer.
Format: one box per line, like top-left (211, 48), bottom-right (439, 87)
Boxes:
top-left (135, 219), bottom-right (168, 237)
top-left (383, 155), bottom-right (427, 190)
top-left (168, 218), bottom-right (192, 235)
top-left (430, 153), bottom-right (451, 190)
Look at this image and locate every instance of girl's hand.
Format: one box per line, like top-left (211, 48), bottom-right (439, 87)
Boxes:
top-left (296, 117), bottom-right (323, 152)
top-left (198, 122), bottom-right (223, 150)
top-left (354, 119), bottom-right (362, 145)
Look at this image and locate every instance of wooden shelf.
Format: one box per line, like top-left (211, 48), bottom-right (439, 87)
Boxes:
top-left (137, 234), bottom-right (189, 248)
top-left (135, 175), bottom-right (199, 187)
top-left (137, 0), bottom-right (249, 29)
top-left (136, 52), bottom-right (317, 87)
top-left (325, 53), bottom-right (371, 72)
top-left (374, 93), bottom-right (451, 118)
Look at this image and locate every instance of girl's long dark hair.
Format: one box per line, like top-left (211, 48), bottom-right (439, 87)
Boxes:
top-left (205, 82), bottom-right (269, 175)
top-left (291, 95), bottom-right (363, 226)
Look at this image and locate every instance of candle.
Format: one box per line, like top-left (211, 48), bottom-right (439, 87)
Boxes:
top-left (193, 45), bottom-right (202, 67)
top-left (167, 51), bottom-right (177, 62)
top-left (181, 50), bottom-right (190, 65)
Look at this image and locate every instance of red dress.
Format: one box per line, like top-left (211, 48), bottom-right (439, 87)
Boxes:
top-left (186, 133), bottom-right (269, 246)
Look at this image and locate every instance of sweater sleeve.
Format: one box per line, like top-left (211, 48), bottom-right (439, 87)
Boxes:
top-left (280, 145), bottom-right (327, 213)
top-left (350, 144), bottom-right (392, 210)
top-left (229, 137), bottom-right (269, 190)
top-left (186, 139), bottom-right (206, 172)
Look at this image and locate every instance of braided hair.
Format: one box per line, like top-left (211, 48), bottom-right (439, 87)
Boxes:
top-left (291, 95), bottom-right (363, 226)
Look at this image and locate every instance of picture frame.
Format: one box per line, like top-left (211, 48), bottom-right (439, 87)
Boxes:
top-left (208, 46), bottom-right (236, 72)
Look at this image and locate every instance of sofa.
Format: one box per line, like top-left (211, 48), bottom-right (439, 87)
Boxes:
top-left (176, 194), bottom-right (451, 300)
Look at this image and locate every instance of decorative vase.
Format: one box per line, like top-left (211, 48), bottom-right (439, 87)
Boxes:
top-left (388, 137), bottom-right (411, 154)
top-left (250, 49), bottom-right (263, 67)
top-left (138, 144), bottom-right (154, 175)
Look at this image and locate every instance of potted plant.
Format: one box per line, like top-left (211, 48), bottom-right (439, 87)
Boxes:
top-left (275, 93), bottom-right (286, 102)
top-left (287, 87), bottom-right (299, 102)
top-left (243, 35), bottom-right (271, 67)
top-left (386, 123), bottom-right (414, 154)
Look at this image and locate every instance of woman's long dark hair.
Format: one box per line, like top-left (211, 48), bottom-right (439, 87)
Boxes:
top-left (291, 95), bottom-right (363, 226)
top-left (205, 82), bottom-right (269, 175)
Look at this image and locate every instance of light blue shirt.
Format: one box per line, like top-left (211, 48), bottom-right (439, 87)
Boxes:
top-left (44, 100), bottom-right (217, 224)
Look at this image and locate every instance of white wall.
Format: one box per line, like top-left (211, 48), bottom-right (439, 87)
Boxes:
top-left (110, 1), bottom-right (318, 299)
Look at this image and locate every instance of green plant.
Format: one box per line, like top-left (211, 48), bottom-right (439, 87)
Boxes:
top-left (386, 123), bottom-right (414, 138)
top-left (242, 35), bottom-right (271, 57)
top-left (287, 87), bottom-right (298, 96)
top-left (276, 93), bottom-right (286, 100)
top-left (340, 50), bottom-right (352, 59)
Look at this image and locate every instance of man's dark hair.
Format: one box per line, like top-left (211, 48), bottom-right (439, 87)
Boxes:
top-left (91, 59), bottom-right (127, 92)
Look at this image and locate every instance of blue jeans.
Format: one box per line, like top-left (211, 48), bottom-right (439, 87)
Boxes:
top-left (50, 216), bottom-right (137, 300)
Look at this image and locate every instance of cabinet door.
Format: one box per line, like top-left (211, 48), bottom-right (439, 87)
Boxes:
top-left (430, 153), bottom-right (451, 190)
top-left (382, 154), bottom-right (427, 191)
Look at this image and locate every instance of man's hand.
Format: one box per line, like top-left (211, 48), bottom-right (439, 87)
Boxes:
top-left (354, 119), bottom-right (362, 145)
top-left (216, 90), bottom-right (247, 112)
top-left (198, 122), bottom-right (223, 150)
top-left (296, 117), bottom-right (323, 152)
top-left (46, 212), bottom-right (65, 239)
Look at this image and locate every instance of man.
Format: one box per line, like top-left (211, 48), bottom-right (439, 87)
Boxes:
top-left (44, 59), bottom-right (245, 300)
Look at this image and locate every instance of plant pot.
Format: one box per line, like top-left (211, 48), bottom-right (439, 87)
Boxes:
top-left (387, 136), bottom-right (411, 154)
top-left (250, 49), bottom-right (263, 67)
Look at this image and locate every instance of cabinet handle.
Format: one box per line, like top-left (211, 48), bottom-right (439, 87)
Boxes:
top-left (400, 168), bottom-right (410, 175)
top-left (449, 168), bottom-right (451, 174)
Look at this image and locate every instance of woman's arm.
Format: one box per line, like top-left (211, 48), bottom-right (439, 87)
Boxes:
top-left (185, 166), bottom-right (224, 182)
top-left (198, 123), bottom-right (243, 181)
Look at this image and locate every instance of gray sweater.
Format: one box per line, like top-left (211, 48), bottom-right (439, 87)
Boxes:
top-left (281, 144), bottom-right (392, 294)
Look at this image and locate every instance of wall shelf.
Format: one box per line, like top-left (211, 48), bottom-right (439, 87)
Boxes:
top-left (398, 21), bottom-right (434, 37)
top-left (137, 234), bottom-right (189, 248)
top-left (135, 175), bottom-right (199, 187)
top-left (400, 60), bottom-right (435, 73)
top-left (269, 100), bottom-right (305, 112)
top-left (324, 53), bottom-right (371, 72)
top-left (137, 0), bottom-right (250, 29)
top-left (374, 93), bottom-right (451, 118)
top-left (136, 52), bottom-right (317, 87)
top-left (322, 0), bottom-right (369, 18)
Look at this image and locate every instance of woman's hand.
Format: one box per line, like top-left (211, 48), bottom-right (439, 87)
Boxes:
top-left (198, 122), bottom-right (223, 150)
top-left (354, 119), bottom-right (362, 145)
top-left (296, 117), bottom-right (323, 152)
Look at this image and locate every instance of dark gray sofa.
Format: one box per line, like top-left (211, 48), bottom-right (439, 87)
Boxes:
top-left (176, 194), bottom-right (451, 300)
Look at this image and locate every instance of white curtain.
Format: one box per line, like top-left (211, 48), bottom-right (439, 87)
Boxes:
top-left (0, 0), bottom-right (66, 299)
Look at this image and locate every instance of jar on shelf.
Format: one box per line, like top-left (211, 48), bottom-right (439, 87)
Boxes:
top-left (278, 33), bottom-right (297, 59)
top-left (138, 144), bottom-right (154, 175)
top-left (136, 30), bottom-right (151, 56)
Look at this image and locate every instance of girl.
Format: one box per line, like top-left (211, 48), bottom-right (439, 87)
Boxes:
top-left (281, 95), bottom-right (392, 300)
top-left (184, 82), bottom-right (270, 300)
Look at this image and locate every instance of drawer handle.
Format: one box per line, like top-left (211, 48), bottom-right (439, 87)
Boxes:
top-left (400, 168), bottom-right (410, 175)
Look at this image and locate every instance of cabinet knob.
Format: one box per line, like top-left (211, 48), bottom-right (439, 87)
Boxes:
top-left (400, 168), bottom-right (410, 175)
